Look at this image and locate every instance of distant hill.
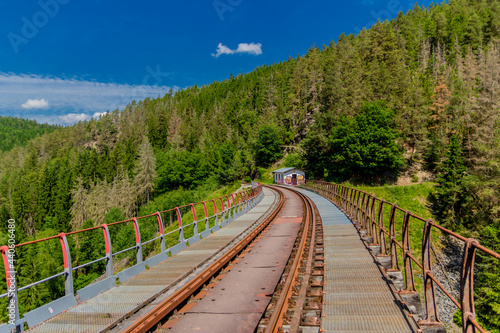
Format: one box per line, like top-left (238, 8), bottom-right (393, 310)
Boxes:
top-left (0, 117), bottom-right (57, 152)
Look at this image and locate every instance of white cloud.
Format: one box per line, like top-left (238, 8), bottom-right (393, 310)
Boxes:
top-left (0, 73), bottom-right (176, 125)
top-left (21, 98), bottom-right (49, 109)
top-left (212, 42), bottom-right (262, 58)
top-left (26, 111), bottom-right (109, 125)
top-left (58, 113), bottom-right (89, 124)
top-left (212, 43), bottom-right (235, 57)
top-left (92, 112), bottom-right (108, 118)
top-left (235, 43), bottom-right (263, 55)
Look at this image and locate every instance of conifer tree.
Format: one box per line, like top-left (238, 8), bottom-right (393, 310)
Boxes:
top-left (433, 135), bottom-right (467, 228)
top-left (135, 136), bottom-right (157, 205)
top-left (70, 177), bottom-right (87, 230)
top-left (426, 75), bottom-right (452, 169)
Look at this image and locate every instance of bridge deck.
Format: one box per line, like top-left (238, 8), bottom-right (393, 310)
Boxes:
top-left (26, 188), bottom-right (278, 333)
top-left (294, 188), bottom-right (418, 333)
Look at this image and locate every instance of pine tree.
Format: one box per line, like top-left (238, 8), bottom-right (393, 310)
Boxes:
top-left (134, 137), bottom-right (157, 205)
top-left (168, 108), bottom-right (183, 151)
top-left (426, 75), bottom-right (452, 169)
top-left (70, 177), bottom-right (87, 231)
top-left (433, 135), bottom-right (467, 227)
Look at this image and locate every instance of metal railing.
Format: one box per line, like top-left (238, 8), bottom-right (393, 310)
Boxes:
top-left (304, 180), bottom-right (500, 333)
top-left (0, 184), bottom-right (263, 331)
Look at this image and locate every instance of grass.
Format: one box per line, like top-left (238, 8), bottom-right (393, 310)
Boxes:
top-left (351, 182), bottom-right (435, 220)
top-left (258, 167), bottom-right (275, 184)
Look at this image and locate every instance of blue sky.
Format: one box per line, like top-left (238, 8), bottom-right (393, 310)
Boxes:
top-left (0, 0), bottom-right (432, 125)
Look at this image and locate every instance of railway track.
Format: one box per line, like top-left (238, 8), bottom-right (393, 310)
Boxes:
top-left (259, 186), bottom-right (324, 333)
top-left (120, 186), bottom-right (323, 333)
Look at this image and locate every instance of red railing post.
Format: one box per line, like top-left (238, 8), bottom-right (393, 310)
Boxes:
top-left (350, 190), bottom-right (356, 219)
top-left (131, 218), bottom-right (143, 263)
top-left (355, 191), bottom-right (362, 225)
top-left (231, 194), bottom-right (236, 215)
top-left (371, 197), bottom-right (378, 244)
top-left (419, 219), bottom-right (443, 329)
top-left (389, 204), bottom-right (399, 270)
top-left (212, 199), bottom-right (218, 215)
top-left (362, 193), bottom-right (369, 232)
top-left (402, 211), bottom-right (416, 292)
top-left (344, 186), bottom-right (348, 212)
top-left (461, 239), bottom-right (479, 333)
top-left (58, 232), bottom-right (74, 295)
top-left (102, 224), bottom-right (113, 277)
top-left (190, 203), bottom-right (197, 222)
top-left (202, 201), bottom-right (209, 230)
top-left (379, 201), bottom-right (387, 255)
top-left (156, 212), bottom-right (166, 253)
top-left (190, 203), bottom-right (198, 236)
top-left (212, 199), bottom-right (219, 226)
top-left (175, 207), bottom-right (184, 242)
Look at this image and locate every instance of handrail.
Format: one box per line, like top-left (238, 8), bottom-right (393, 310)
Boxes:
top-left (0, 184), bottom-right (263, 330)
top-left (303, 180), bottom-right (499, 333)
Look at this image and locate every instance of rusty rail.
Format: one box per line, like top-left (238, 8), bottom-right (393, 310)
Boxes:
top-left (264, 186), bottom-right (316, 333)
top-left (122, 186), bottom-right (285, 333)
top-left (304, 180), bottom-right (500, 333)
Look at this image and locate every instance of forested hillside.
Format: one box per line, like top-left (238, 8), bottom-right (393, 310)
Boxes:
top-left (0, 117), bottom-right (57, 152)
top-left (0, 0), bottom-right (499, 329)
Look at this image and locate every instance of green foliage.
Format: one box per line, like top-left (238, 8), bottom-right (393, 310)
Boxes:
top-left (431, 136), bottom-right (468, 228)
top-left (0, 117), bottom-right (57, 152)
top-left (257, 167), bottom-right (274, 184)
top-left (155, 149), bottom-right (210, 193)
top-left (73, 219), bottom-right (105, 290)
top-left (327, 102), bottom-right (403, 181)
top-left (284, 153), bottom-right (306, 169)
top-left (302, 130), bottom-right (329, 179)
top-left (254, 125), bottom-right (283, 167)
top-left (354, 182), bottom-right (435, 220)
top-left (475, 226), bottom-right (500, 331)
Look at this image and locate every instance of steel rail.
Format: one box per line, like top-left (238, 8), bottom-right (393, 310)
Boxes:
top-left (121, 187), bottom-right (285, 333)
top-left (264, 187), bottom-right (312, 333)
top-left (290, 187), bottom-right (319, 332)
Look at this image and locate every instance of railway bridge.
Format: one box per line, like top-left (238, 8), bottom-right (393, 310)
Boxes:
top-left (0, 181), bottom-right (499, 333)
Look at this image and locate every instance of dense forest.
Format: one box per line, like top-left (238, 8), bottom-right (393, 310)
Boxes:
top-left (0, 117), bottom-right (57, 152)
top-left (0, 0), bottom-right (499, 329)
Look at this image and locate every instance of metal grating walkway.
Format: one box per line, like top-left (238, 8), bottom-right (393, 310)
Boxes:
top-left (294, 187), bottom-right (418, 333)
top-left (26, 189), bottom-right (278, 333)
